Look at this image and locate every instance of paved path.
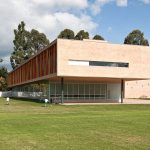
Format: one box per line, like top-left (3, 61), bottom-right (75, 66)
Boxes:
top-left (123, 99), bottom-right (150, 104)
top-left (63, 99), bottom-right (150, 105)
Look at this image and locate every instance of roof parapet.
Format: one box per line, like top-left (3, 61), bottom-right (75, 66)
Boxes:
top-left (83, 39), bottom-right (108, 43)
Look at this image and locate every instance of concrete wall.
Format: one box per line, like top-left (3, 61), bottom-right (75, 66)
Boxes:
top-left (125, 80), bottom-right (150, 98)
top-left (57, 39), bottom-right (150, 80)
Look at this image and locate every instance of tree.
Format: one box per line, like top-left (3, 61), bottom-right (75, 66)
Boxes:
top-left (10, 21), bottom-right (49, 69)
top-left (10, 21), bottom-right (30, 68)
top-left (124, 30), bottom-right (149, 46)
top-left (58, 29), bottom-right (75, 39)
top-left (30, 29), bottom-right (49, 54)
top-left (0, 67), bottom-right (8, 91)
top-left (0, 77), bottom-right (7, 91)
top-left (0, 66), bottom-right (8, 79)
top-left (75, 30), bottom-right (89, 40)
top-left (93, 35), bottom-right (104, 40)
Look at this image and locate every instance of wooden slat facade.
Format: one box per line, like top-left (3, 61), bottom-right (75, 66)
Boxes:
top-left (8, 42), bottom-right (57, 87)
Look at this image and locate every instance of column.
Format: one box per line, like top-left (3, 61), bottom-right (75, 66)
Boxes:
top-left (121, 79), bottom-right (124, 103)
top-left (61, 78), bottom-right (64, 104)
top-left (48, 80), bottom-right (51, 103)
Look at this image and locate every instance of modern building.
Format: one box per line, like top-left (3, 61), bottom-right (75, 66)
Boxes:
top-left (8, 39), bottom-right (150, 103)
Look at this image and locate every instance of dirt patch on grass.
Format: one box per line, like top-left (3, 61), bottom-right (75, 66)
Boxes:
top-left (126, 136), bottom-right (143, 144)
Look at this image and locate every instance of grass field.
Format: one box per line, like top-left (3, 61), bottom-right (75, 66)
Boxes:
top-left (0, 97), bottom-right (150, 150)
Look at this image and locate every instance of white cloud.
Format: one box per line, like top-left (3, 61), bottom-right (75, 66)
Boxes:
top-left (27, 0), bottom-right (89, 16)
top-left (31, 0), bottom-right (88, 9)
top-left (116, 0), bottom-right (127, 6)
top-left (142, 0), bottom-right (150, 3)
top-left (91, 0), bottom-right (112, 15)
top-left (32, 0), bottom-right (88, 8)
top-left (91, 0), bottom-right (128, 15)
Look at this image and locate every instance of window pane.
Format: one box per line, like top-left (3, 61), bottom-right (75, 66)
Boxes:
top-left (74, 84), bottom-right (78, 98)
top-left (85, 84), bottom-right (89, 98)
top-left (50, 83), bottom-right (55, 96)
top-left (56, 83), bottom-right (61, 96)
top-left (90, 84), bottom-right (94, 98)
top-left (89, 61), bottom-right (129, 68)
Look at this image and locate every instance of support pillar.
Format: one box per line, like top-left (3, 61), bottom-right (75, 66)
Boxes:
top-left (48, 80), bottom-right (51, 103)
top-left (121, 79), bottom-right (124, 103)
top-left (61, 78), bottom-right (64, 104)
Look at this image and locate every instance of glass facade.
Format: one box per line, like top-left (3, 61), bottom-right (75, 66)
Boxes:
top-left (49, 81), bottom-right (107, 100)
top-left (12, 81), bottom-right (121, 102)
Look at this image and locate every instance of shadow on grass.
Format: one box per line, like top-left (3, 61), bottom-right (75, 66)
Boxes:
top-left (9, 97), bottom-right (61, 106)
top-left (10, 97), bottom-right (43, 104)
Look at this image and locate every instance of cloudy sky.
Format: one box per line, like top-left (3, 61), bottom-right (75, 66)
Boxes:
top-left (0, 0), bottom-right (150, 71)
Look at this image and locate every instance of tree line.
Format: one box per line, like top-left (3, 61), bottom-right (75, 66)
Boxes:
top-left (58, 29), bottom-right (104, 40)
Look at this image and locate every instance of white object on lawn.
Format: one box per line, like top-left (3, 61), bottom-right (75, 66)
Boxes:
top-left (45, 99), bottom-right (48, 103)
top-left (6, 97), bottom-right (10, 105)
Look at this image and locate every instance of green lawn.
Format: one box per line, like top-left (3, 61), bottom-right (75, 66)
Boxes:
top-left (0, 97), bottom-right (150, 150)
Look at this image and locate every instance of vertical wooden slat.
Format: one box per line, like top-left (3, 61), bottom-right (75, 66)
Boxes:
top-left (40, 53), bottom-right (42, 77)
top-left (36, 56), bottom-right (38, 78)
top-left (48, 48), bottom-right (50, 74)
top-left (55, 45), bottom-right (56, 73)
top-left (50, 49), bottom-right (51, 74)
top-left (45, 50), bottom-right (48, 75)
top-left (51, 47), bottom-right (53, 73)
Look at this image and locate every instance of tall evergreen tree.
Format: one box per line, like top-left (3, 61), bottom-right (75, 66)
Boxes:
top-left (30, 29), bottom-right (49, 54)
top-left (10, 21), bottom-right (29, 68)
top-left (10, 21), bottom-right (49, 69)
top-left (124, 30), bottom-right (149, 46)
top-left (58, 29), bottom-right (75, 39)
top-left (75, 30), bottom-right (89, 40)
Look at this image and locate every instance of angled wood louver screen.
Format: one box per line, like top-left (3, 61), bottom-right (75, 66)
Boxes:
top-left (8, 43), bottom-right (57, 87)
